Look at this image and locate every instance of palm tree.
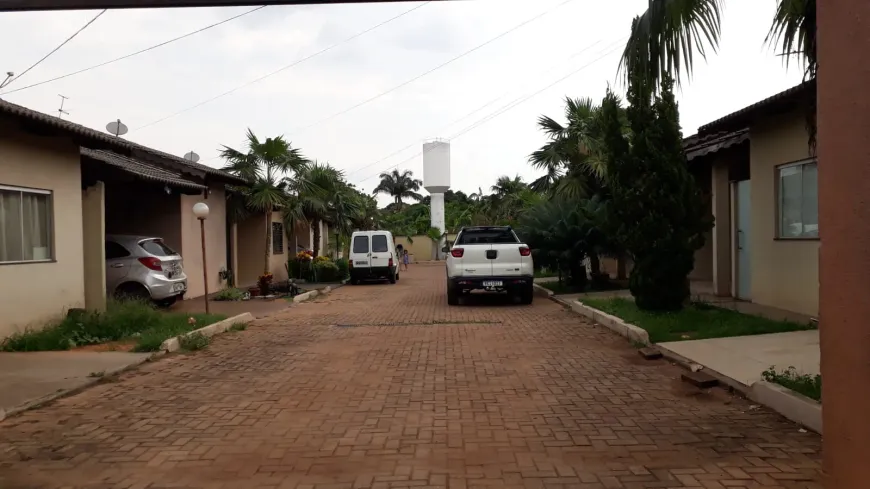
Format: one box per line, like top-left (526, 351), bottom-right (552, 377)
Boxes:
top-left (373, 169), bottom-right (423, 207)
top-left (221, 129), bottom-right (308, 275)
top-left (619, 0), bottom-right (816, 94)
top-left (283, 162), bottom-right (354, 258)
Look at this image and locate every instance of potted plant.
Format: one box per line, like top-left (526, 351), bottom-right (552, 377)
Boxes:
top-left (258, 272), bottom-right (274, 296)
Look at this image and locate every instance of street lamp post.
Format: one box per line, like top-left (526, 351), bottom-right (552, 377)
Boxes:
top-left (192, 202), bottom-right (210, 314)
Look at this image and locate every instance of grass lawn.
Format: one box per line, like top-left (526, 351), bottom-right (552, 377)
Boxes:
top-left (762, 366), bottom-right (822, 402)
top-left (1, 300), bottom-right (225, 353)
top-left (580, 297), bottom-right (816, 343)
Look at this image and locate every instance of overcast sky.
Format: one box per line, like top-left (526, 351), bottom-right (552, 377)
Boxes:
top-left (0, 0), bottom-right (802, 206)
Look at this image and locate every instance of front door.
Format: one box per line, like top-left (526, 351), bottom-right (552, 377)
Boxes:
top-left (735, 179), bottom-right (752, 300)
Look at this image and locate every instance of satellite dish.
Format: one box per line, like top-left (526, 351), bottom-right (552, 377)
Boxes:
top-left (184, 151), bottom-right (200, 163)
top-left (105, 119), bottom-right (128, 137)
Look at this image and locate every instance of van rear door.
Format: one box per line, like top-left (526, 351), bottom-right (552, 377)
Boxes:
top-left (351, 234), bottom-right (370, 270)
top-left (370, 233), bottom-right (392, 270)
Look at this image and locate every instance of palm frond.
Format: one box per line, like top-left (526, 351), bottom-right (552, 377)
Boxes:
top-left (766, 0), bottom-right (816, 79)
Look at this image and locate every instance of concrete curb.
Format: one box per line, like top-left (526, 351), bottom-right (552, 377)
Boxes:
top-left (160, 313), bottom-right (255, 353)
top-left (0, 355), bottom-right (152, 422)
top-left (532, 283), bottom-right (554, 298)
top-left (568, 299), bottom-right (651, 346)
top-left (655, 343), bottom-right (752, 395)
top-left (292, 285), bottom-right (332, 304)
top-left (749, 380), bottom-right (823, 434)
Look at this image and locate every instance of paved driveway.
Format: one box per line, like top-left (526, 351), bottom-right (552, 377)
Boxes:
top-left (0, 265), bottom-right (822, 489)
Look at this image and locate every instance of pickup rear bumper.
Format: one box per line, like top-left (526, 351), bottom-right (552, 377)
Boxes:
top-left (448, 275), bottom-right (533, 291)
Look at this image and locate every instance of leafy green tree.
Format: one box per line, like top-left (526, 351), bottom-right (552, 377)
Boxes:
top-left (221, 129), bottom-right (308, 274)
top-left (602, 74), bottom-right (712, 310)
top-left (373, 169), bottom-right (424, 207)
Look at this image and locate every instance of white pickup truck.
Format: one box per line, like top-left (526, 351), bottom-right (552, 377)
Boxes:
top-left (444, 226), bottom-right (535, 305)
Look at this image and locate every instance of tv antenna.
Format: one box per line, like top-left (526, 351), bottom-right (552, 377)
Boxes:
top-left (0, 72), bottom-right (13, 90)
top-left (105, 119), bottom-right (128, 137)
top-left (183, 151), bottom-right (200, 163)
top-left (57, 94), bottom-right (70, 119)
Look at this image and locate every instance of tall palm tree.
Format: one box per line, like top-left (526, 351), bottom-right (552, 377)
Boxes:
top-left (221, 129), bottom-right (308, 275)
top-left (373, 169), bottom-right (423, 207)
top-left (619, 0), bottom-right (816, 94)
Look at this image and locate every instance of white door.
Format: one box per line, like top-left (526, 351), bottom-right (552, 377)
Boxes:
top-left (351, 234), bottom-right (370, 269)
top-left (735, 180), bottom-right (751, 300)
top-left (370, 233), bottom-right (392, 270)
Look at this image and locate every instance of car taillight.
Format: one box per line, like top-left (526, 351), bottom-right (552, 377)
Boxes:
top-left (451, 248), bottom-right (464, 258)
top-left (519, 246), bottom-right (531, 256)
top-left (388, 257), bottom-right (394, 267)
top-left (138, 257), bottom-right (163, 271)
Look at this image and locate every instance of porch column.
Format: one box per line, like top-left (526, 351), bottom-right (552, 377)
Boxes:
top-left (231, 222), bottom-right (238, 287)
top-left (818, 1), bottom-right (870, 486)
top-left (81, 181), bottom-right (106, 312)
top-left (710, 159), bottom-right (731, 297)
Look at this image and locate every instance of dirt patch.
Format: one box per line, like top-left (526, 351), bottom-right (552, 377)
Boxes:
top-left (73, 341), bottom-right (137, 352)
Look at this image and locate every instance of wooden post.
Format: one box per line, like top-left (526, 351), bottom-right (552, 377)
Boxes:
top-left (200, 218), bottom-right (209, 314)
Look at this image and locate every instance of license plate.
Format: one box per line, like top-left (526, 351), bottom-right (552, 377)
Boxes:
top-left (171, 283), bottom-right (186, 293)
top-left (483, 281), bottom-right (503, 287)
top-left (355, 261), bottom-right (368, 266)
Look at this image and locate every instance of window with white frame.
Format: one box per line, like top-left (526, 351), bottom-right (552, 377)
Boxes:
top-left (0, 185), bottom-right (54, 263)
top-left (778, 159), bottom-right (818, 239)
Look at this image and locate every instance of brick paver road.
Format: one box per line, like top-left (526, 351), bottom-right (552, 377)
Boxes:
top-left (0, 264), bottom-right (822, 488)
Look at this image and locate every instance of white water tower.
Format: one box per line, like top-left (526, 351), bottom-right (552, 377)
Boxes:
top-left (423, 139), bottom-right (451, 259)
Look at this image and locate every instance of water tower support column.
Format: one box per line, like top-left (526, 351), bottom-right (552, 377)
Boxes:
top-left (430, 192), bottom-right (445, 259)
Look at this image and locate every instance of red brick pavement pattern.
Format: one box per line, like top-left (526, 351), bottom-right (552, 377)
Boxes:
top-left (0, 264), bottom-right (822, 488)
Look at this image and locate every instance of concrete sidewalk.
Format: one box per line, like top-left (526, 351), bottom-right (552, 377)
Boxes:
top-left (658, 329), bottom-right (820, 387)
top-left (0, 351), bottom-right (150, 420)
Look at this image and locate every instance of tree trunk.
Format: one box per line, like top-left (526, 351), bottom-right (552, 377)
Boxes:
top-left (312, 219), bottom-right (322, 257)
top-left (589, 253), bottom-right (601, 277)
top-left (263, 208), bottom-right (272, 275)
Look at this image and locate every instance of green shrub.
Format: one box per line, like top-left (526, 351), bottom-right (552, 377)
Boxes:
top-left (213, 288), bottom-right (246, 301)
top-left (286, 259), bottom-right (300, 279)
top-left (229, 323), bottom-right (247, 332)
top-left (179, 332), bottom-right (210, 351)
top-left (313, 260), bottom-right (341, 282)
top-left (762, 366), bottom-right (822, 402)
top-left (335, 258), bottom-right (349, 279)
top-left (1, 300), bottom-right (224, 352)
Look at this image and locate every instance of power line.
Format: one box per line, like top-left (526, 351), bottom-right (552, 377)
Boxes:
top-left (1, 6), bottom-right (266, 95)
top-left (288, 0), bottom-right (578, 137)
top-left (355, 39), bottom-right (626, 186)
top-left (6, 9), bottom-right (107, 88)
top-left (131, 1), bottom-right (431, 133)
top-left (345, 38), bottom-right (607, 178)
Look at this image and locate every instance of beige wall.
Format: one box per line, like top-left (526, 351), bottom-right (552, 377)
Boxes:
top-left (82, 182), bottom-right (106, 312)
top-left (269, 212), bottom-right (288, 282)
top-left (749, 109), bottom-right (819, 316)
top-left (0, 126), bottom-right (84, 338)
top-left (235, 212), bottom-right (265, 288)
top-left (395, 234), bottom-right (457, 262)
top-left (180, 184), bottom-right (228, 298)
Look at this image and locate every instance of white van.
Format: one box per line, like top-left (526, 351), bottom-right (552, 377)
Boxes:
top-left (348, 230), bottom-right (399, 284)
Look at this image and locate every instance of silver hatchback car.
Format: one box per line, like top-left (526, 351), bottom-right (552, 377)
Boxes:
top-left (105, 235), bottom-right (188, 307)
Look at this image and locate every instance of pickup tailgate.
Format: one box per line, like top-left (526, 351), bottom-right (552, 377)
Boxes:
top-left (491, 244), bottom-right (525, 276)
top-left (456, 245), bottom-right (492, 276)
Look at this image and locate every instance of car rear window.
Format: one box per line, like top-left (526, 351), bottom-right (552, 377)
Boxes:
top-left (455, 229), bottom-right (518, 245)
top-left (352, 235), bottom-right (369, 253)
top-left (371, 234), bottom-right (388, 253)
top-left (139, 239), bottom-right (177, 257)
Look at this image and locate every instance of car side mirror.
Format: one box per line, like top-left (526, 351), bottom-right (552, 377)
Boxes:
top-left (441, 246), bottom-right (449, 253)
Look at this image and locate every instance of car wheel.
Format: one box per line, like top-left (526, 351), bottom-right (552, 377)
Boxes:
top-left (389, 270), bottom-right (397, 284)
top-left (519, 284), bottom-right (534, 305)
top-left (115, 282), bottom-right (150, 303)
top-left (396, 272), bottom-right (400, 281)
top-left (447, 282), bottom-right (459, 305)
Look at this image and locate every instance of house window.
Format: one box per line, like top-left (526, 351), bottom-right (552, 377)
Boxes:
top-left (0, 185), bottom-right (53, 264)
top-left (778, 159), bottom-right (818, 239)
top-left (272, 222), bottom-right (284, 254)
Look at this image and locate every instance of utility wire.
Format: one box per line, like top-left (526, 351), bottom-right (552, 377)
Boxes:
top-left (345, 38), bottom-right (607, 178)
top-left (1, 6), bottom-right (266, 95)
top-left (6, 9), bottom-right (108, 88)
top-left (355, 39), bottom-right (627, 186)
top-left (131, 1), bottom-right (431, 133)
top-left (288, 0), bottom-right (578, 137)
